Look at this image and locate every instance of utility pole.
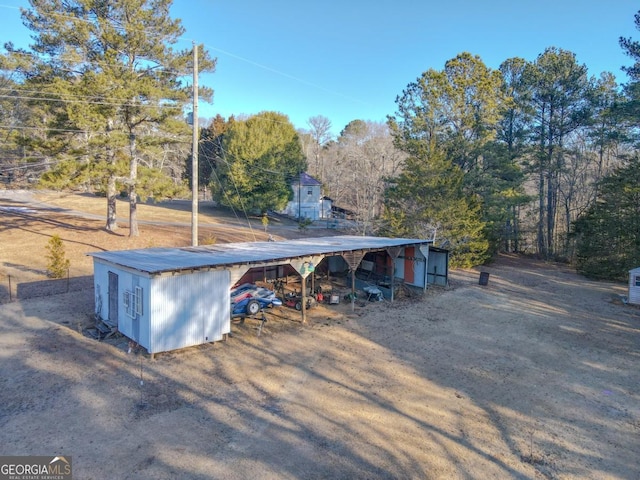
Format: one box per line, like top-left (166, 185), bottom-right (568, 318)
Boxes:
top-left (191, 42), bottom-right (199, 246)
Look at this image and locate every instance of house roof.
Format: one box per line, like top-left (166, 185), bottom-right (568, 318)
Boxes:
top-left (296, 172), bottom-right (321, 186)
top-left (89, 235), bottom-right (433, 275)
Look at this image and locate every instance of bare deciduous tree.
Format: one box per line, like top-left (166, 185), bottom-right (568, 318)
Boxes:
top-left (322, 120), bottom-right (405, 235)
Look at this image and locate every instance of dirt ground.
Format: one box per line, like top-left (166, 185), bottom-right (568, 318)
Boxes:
top-left (1, 190), bottom-right (639, 479)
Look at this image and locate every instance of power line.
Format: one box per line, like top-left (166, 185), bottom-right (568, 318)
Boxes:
top-left (1, 50), bottom-right (192, 78)
top-left (203, 43), bottom-right (370, 107)
top-left (0, 92), bottom-right (186, 111)
top-left (0, 123), bottom-right (89, 134)
top-left (200, 122), bottom-right (257, 240)
top-left (0, 4), bottom-right (369, 108)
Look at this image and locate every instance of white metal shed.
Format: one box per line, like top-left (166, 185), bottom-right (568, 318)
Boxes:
top-left (89, 235), bottom-right (442, 355)
top-left (628, 267), bottom-right (640, 305)
top-left (91, 257), bottom-right (230, 354)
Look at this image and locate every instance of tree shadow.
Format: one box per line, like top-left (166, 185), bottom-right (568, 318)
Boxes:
top-left (348, 255), bottom-right (640, 478)
top-left (3, 256), bottom-right (639, 478)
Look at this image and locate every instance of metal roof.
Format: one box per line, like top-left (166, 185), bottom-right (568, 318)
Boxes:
top-left (296, 172), bottom-right (321, 186)
top-left (88, 235), bottom-right (432, 275)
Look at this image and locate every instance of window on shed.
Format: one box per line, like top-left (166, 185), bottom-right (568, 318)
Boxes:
top-left (123, 287), bottom-right (143, 318)
top-left (635, 275), bottom-right (640, 287)
top-left (123, 290), bottom-right (131, 310)
top-left (135, 286), bottom-right (143, 315)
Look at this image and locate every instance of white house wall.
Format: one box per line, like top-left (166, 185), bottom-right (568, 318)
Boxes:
top-left (282, 181), bottom-right (331, 220)
top-left (283, 201), bottom-right (325, 221)
top-left (149, 269), bottom-right (230, 354)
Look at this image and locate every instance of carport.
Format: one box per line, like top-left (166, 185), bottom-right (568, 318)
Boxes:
top-left (89, 235), bottom-right (446, 354)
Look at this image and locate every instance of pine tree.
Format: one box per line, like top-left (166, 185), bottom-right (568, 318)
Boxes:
top-left (212, 112), bottom-right (306, 214)
top-left (574, 159), bottom-right (640, 280)
top-left (4, 0), bottom-right (215, 236)
top-left (46, 235), bottom-right (71, 279)
top-left (381, 147), bottom-right (489, 268)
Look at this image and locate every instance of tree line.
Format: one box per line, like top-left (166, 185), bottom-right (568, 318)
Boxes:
top-left (2, 1), bottom-right (639, 276)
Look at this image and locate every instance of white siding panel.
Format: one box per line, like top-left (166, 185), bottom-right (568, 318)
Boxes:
top-left (115, 270), bottom-right (135, 340)
top-left (204, 270), bottom-right (231, 342)
top-left (427, 250), bottom-right (449, 287)
top-left (629, 268), bottom-right (640, 306)
top-left (92, 260), bottom-right (152, 351)
top-left (411, 248), bottom-right (427, 288)
top-left (93, 260), bottom-right (110, 320)
top-left (149, 269), bottom-right (230, 354)
top-left (394, 256), bottom-right (404, 279)
top-left (121, 273), bottom-right (151, 349)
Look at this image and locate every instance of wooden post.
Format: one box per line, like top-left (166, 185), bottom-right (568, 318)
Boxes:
top-left (311, 271), bottom-right (315, 296)
top-left (390, 262), bottom-right (395, 302)
top-left (301, 274), bottom-right (307, 323)
top-left (351, 269), bottom-right (356, 312)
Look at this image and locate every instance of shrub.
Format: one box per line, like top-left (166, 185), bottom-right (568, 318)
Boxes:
top-left (46, 234), bottom-right (70, 278)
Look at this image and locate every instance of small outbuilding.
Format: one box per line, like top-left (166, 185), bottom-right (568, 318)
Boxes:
top-left (628, 267), bottom-right (640, 305)
top-left (89, 235), bottom-right (447, 355)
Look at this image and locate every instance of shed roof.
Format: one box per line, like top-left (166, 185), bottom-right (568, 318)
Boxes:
top-left (89, 235), bottom-right (432, 275)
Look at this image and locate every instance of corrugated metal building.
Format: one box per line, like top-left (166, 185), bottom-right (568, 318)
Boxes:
top-left (89, 235), bottom-right (447, 355)
top-left (629, 267), bottom-right (640, 306)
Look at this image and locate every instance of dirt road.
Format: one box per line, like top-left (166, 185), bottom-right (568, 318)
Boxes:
top-left (1, 254), bottom-right (638, 479)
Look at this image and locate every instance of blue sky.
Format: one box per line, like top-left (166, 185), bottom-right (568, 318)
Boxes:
top-left (2, 1), bottom-right (639, 135)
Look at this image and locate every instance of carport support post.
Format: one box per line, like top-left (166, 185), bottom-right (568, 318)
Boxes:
top-left (290, 256), bottom-right (325, 323)
top-left (419, 244), bottom-right (430, 293)
top-left (351, 269), bottom-right (356, 311)
top-left (301, 274), bottom-right (307, 323)
top-left (386, 247), bottom-right (402, 303)
top-left (340, 250), bottom-right (366, 312)
top-left (390, 266), bottom-right (395, 302)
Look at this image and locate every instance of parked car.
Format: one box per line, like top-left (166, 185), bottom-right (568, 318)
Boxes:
top-left (230, 283), bottom-right (282, 317)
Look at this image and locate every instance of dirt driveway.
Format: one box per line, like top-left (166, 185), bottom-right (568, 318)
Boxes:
top-left (1, 253), bottom-right (638, 479)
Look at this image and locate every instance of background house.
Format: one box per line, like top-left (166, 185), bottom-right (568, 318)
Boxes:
top-left (281, 172), bottom-right (332, 221)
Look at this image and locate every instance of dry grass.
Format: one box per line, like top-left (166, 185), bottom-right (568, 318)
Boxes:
top-left (1, 190), bottom-right (639, 479)
top-left (0, 190), bottom-right (301, 299)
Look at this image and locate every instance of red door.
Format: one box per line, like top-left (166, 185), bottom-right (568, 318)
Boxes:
top-left (404, 247), bottom-right (414, 284)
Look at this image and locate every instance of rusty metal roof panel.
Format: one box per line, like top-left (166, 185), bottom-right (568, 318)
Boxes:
top-left (88, 235), bottom-right (432, 274)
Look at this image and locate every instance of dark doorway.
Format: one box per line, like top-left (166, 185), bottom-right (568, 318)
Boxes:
top-left (108, 271), bottom-right (118, 327)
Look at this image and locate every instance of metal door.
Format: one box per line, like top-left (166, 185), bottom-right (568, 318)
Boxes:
top-left (108, 271), bottom-right (118, 327)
